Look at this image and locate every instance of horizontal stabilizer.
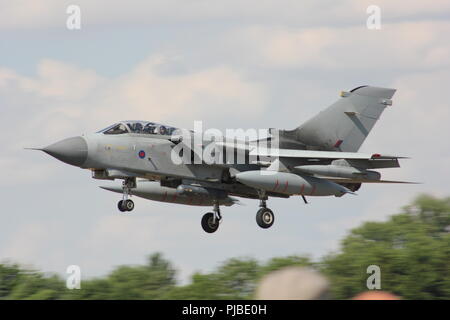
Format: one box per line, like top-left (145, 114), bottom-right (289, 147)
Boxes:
top-left (326, 178), bottom-right (420, 184)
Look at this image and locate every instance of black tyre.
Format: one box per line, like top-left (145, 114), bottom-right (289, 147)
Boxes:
top-left (118, 200), bottom-right (127, 212)
top-left (201, 212), bottom-right (219, 233)
top-left (256, 208), bottom-right (274, 229)
top-left (125, 199), bottom-right (134, 211)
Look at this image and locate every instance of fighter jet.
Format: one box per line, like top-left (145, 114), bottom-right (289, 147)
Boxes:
top-left (30, 86), bottom-right (411, 233)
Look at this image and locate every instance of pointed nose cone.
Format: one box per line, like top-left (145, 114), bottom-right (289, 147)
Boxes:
top-left (43, 136), bottom-right (88, 167)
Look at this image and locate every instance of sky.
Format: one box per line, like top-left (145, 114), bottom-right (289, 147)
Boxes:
top-left (1, 1), bottom-right (450, 283)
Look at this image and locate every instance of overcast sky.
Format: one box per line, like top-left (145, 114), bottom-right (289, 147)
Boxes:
top-left (1, 1), bottom-right (449, 283)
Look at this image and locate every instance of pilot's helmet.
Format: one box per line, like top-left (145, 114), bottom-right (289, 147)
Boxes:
top-left (133, 122), bottom-right (143, 133)
top-left (143, 123), bottom-right (155, 134)
top-left (159, 126), bottom-right (167, 135)
top-left (118, 124), bottom-right (127, 133)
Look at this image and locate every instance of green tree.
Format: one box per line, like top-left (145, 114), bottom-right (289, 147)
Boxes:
top-left (163, 258), bottom-right (260, 300)
top-left (260, 255), bottom-right (313, 275)
top-left (321, 194), bottom-right (450, 299)
top-left (67, 253), bottom-right (177, 299)
top-left (0, 263), bottom-right (22, 298)
top-left (5, 270), bottom-right (64, 300)
top-left (163, 256), bottom-right (312, 300)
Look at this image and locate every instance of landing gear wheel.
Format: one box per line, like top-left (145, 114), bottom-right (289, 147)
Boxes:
top-left (124, 199), bottom-right (134, 211)
top-left (118, 199), bottom-right (134, 212)
top-left (118, 200), bottom-right (126, 212)
top-left (256, 208), bottom-right (274, 229)
top-left (201, 212), bottom-right (220, 233)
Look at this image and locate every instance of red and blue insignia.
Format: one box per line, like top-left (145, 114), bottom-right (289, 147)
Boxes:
top-left (138, 150), bottom-right (146, 159)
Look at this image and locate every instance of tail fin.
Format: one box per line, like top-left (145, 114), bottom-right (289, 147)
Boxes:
top-left (292, 86), bottom-right (396, 152)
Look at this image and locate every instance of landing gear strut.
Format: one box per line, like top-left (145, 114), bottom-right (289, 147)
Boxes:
top-left (256, 191), bottom-right (275, 229)
top-left (118, 178), bottom-right (136, 213)
top-left (201, 201), bottom-right (222, 233)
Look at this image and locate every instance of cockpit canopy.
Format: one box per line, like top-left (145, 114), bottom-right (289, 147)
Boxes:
top-left (99, 121), bottom-right (178, 136)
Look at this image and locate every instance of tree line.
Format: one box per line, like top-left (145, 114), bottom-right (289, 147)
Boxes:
top-left (0, 194), bottom-right (449, 299)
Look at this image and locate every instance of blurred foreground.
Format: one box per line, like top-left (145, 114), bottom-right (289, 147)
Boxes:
top-left (0, 194), bottom-right (449, 300)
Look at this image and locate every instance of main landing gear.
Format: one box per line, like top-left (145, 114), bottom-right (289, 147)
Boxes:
top-left (118, 178), bottom-right (136, 213)
top-left (256, 198), bottom-right (274, 229)
top-left (200, 192), bottom-right (275, 233)
top-left (201, 201), bottom-right (222, 233)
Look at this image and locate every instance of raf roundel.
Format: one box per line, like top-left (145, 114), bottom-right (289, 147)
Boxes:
top-left (138, 150), bottom-right (146, 159)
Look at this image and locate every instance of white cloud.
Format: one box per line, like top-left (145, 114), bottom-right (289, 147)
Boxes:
top-left (0, 55), bottom-right (265, 138)
top-left (19, 60), bottom-right (104, 99)
top-left (0, 54), bottom-right (267, 194)
top-left (225, 21), bottom-right (450, 70)
top-left (0, 54), bottom-right (266, 181)
top-left (2, 1), bottom-right (450, 30)
top-left (110, 55), bottom-right (266, 125)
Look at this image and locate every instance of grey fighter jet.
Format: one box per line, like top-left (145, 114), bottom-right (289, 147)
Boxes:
top-left (30, 86), bottom-right (411, 233)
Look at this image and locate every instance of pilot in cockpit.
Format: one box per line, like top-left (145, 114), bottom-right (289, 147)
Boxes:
top-left (143, 123), bottom-right (156, 134)
top-left (100, 121), bottom-right (176, 136)
top-left (159, 125), bottom-right (167, 135)
top-left (129, 122), bottom-right (143, 133)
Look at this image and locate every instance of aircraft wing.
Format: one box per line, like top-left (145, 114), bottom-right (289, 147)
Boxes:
top-left (249, 147), bottom-right (406, 160)
top-left (216, 141), bottom-right (405, 161)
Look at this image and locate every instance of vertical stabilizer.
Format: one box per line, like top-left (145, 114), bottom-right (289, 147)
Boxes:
top-left (292, 86), bottom-right (396, 152)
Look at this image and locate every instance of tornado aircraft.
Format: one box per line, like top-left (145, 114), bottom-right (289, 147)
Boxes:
top-left (29, 86), bottom-right (411, 233)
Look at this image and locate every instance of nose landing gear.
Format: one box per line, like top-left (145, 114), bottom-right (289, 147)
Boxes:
top-left (118, 178), bottom-right (136, 213)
